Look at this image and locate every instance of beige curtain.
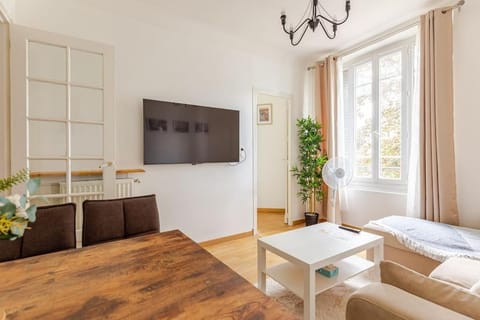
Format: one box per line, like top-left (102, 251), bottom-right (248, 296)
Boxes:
top-left (316, 56), bottom-right (342, 224)
top-left (419, 9), bottom-right (459, 225)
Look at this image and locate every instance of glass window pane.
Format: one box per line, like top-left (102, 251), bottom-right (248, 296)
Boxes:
top-left (29, 120), bottom-right (66, 157)
top-left (71, 159), bottom-right (103, 172)
top-left (354, 72), bottom-right (373, 179)
top-left (71, 87), bottom-right (104, 122)
top-left (379, 51), bottom-right (402, 79)
top-left (29, 160), bottom-right (66, 198)
top-left (379, 75), bottom-right (402, 180)
top-left (29, 81), bottom-right (67, 120)
top-left (71, 123), bottom-right (103, 157)
top-left (71, 49), bottom-right (103, 87)
top-left (355, 62), bottom-right (372, 86)
top-left (28, 42), bottom-right (66, 82)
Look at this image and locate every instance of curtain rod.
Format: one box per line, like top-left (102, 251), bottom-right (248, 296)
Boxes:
top-left (442, 0), bottom-right (465, 13)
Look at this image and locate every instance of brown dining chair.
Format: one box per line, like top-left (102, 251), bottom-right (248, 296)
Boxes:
top-left (124, 194), bottom-right (160, 238)
top-left (82, 194), bottom-right (159, 247)
top-left (82, 198), bottom-right (125, 247)
top-left (0, 238), bottom-right (22, 262)
top-left (22, 203), bottom-right (76, 258)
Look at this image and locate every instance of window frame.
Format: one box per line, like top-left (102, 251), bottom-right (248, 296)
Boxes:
top-left (343, 37), bottom-right (416, 193)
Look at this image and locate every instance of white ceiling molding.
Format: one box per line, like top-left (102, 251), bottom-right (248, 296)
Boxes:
top-left (0, 2), bottom-right (12, 24)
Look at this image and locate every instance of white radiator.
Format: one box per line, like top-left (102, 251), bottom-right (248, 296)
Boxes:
top-left (59, 179), bottom-right (135, 247)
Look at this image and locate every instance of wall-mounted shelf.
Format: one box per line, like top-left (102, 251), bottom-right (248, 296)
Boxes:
top-left (30, 168), bottom-right (145, 178)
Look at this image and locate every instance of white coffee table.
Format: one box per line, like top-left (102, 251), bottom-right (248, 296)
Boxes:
top-left (257, 222), bottom-right (384, 320)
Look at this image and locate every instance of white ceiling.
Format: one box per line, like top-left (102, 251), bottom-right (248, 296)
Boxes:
top-left (101, 0), bottom-right (454, 58)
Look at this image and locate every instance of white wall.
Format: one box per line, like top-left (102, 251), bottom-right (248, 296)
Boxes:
top-left (14, 0), bottom-right (303, 242)
top-left (257, 94), bottom-right (288, 209)
top-left (453, 1), bottom-right (480, 228)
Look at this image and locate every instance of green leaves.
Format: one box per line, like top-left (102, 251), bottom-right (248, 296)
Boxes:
top-left (27, 178), bottom-right (40, 195)
top-left (0, 169), bottom-right (29, 192)
top-left (291, 116), bottom-right (328, 207)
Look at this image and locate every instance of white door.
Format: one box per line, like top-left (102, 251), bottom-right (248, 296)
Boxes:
top-left (10, 25), bottom-right (115, 240)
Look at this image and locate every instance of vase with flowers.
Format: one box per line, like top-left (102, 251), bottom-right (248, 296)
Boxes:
top-left (0, 169), bottom-right (40, 240)
top-left (0, 169), bottom-right (39, 319)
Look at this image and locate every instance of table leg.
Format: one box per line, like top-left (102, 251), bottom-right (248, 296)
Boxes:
top-left (373, 240), bottom-right (384, 281)
top-left (303, 266), bottom-right (315, 320)
top-left (257, 244), bottom-right (266, 292)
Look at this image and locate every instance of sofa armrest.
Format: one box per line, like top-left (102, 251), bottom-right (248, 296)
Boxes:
top-left (346, 283), bottom-right (472, 320)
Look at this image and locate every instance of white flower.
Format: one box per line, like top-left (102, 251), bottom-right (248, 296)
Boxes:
top-left (15, 207), bottom-right (28, 219)
top-left (6, 194), bottom-right (22, 207)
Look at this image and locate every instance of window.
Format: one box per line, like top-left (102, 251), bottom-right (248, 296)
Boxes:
top-left (343, 39), bottom-right (416, 191)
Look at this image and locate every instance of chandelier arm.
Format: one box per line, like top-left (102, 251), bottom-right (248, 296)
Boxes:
top-left (315, 10), bottom-right (350, 26)
top-left (282, 23), bottom-right (290, 35)
top-left (291, 24), bottom-right (310, 46)
top-left (318, 18), bottom-right (336, 40)
top-left (293, 18), bottom-right (311, 34)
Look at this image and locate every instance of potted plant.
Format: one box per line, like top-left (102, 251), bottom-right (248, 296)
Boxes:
top-left (291, 116), bottom-right (328, 226)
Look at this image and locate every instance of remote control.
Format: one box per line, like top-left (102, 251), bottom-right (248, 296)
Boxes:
top-left (338, 225), bottom-right (361, 233)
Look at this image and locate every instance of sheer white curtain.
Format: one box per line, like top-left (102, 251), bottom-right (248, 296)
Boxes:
top-left (335, 57), bottom-right (350, 224)
top-left (407, 31), bottom-right (421, 218)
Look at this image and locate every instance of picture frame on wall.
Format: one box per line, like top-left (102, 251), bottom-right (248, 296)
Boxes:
top-left (257, 104), bottom-right (272, 125)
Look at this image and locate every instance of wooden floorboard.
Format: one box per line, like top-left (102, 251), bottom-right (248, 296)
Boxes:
top-left (201, 213), bottom-right (302, 284)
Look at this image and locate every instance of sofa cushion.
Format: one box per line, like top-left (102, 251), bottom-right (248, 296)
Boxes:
top-left (429, 257), bottom-right (480, 289)
top-left (380, 260), bottom-right (480, 319)
top-left (347, 283), bottom-right (472, 320)
top-left (472, 281), bottom-right (480, 296)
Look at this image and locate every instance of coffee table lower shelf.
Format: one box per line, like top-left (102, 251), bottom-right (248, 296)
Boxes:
top-left (266, 255), bottom-right (374, 298)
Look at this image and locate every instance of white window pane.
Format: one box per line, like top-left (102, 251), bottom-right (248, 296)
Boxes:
top-left (355, 62), bottom-right (372, 86)
top-left (71, 123), bottom-right (103, 157)
top-left (29, 160), bottom-right (66, 197)
top-left (29, 81), bottom-right (67, 120)
top-left (354, 81), bottom-right (373, 178)
top-left (28, 42), bottom-right (66, 81)
top-left (379, 76), bottom-right (402, 180)
top-left (29, 120), bottom-right (66, 157)
top-left (71, 87), bottom-right (104, 122)
top-left (71, 159), bottom-right (103, 172)
top-left (71, 49), bottom-right (103, 87)
top-left (380, 51), bottom-right (402, 79)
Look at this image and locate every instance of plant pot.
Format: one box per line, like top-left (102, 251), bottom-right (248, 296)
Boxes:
top-left (304, 212), bottom-right (319, 226)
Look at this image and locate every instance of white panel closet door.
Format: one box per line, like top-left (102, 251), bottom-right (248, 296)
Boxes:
top-left (10, 25), bottom-right (115, 242)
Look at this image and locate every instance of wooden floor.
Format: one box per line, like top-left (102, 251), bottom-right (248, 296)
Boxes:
top-left (201, 212), bottom-right (300, 284)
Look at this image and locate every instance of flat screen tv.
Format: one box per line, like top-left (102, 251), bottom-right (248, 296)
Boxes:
top-left (143, 99), bottom-right (240, 164)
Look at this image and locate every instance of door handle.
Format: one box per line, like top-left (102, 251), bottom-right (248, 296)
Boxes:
top-left (99, 161), bottom-right (113, 169)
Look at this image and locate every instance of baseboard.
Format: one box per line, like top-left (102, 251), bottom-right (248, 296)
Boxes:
top-left (292, 217), bottom-right (327, 226)
top-left (292, 218), bottom-right (305, 225)
top-left (199, 230), bottom-right (253, 246)
top-left (257, 208), bottom-right (285, 214)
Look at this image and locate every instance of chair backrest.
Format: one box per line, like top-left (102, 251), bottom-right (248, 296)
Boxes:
top-left (0, 238), bottom-right (22, 263)
top-left (82, 194), bottom-right (159, 247)
top-left (22, 203), bottom-right (76, 258)
top-left (0, 203), bottom-right (76, 263)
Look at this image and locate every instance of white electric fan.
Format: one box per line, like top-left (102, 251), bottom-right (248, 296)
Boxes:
top-left (321, 157), bottom-right (353, 221)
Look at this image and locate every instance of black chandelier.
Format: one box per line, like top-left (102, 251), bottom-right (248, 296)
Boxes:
top-left (280, 0), bottom-right (351, 46)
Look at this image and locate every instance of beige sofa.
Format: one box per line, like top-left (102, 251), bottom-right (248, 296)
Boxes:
top-left (346, 260), bottom-right (480, 320)
top-left (363, 222), bottom-right (441, 275)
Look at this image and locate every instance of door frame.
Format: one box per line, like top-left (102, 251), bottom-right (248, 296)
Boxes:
top-left (0, 20), bottom-right (10, 180)
top-left (252, 88), bottom-right (293, 234)
top-left (10, 25), bottom-right (116, 197)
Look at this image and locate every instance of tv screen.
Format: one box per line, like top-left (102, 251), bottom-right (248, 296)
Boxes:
top-left (143, 99), bottom-right (240, 164)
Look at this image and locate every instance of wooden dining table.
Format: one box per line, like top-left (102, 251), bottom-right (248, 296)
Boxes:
top-left (0, 230), bottom-right (298, 320)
